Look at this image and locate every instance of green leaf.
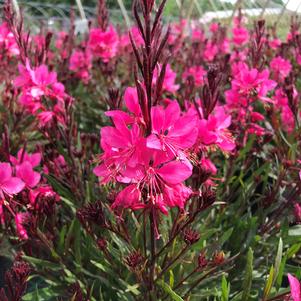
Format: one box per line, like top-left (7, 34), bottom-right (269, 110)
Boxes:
top-left (169, 270), bottom-right (175, 288)
top-left (286, 242), bottom-right (301, 258)
top-left (273, 238), bottom-right (283, 286)
top-left (22, 256), bottom-right (61, 271)
top-left (158, 280), bottom-right (184, 301)
top-left (263, 266), bottom-right (274, 300)
top-left (241, 248), bottom-right (253, 301)
top-left (288, 225), bottom-right (301, 237)
top-left (221, 275), bottom-right (230, 301)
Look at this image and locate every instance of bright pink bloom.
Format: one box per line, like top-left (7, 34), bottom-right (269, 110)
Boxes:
top-left (14, 60), bottom-right (68, 126)
top-left (16, 162), bottom-right (41, 189)
top-left (183, 66), bottom-right (206, 86)
top-left (10, 149), bottom-right (41, 167)
top-left (201, 158), bottom-right (217, 175)
top-left (168, 19), bottom-right (188, 45)
top-left (29, 186), bottom-right (59, 208)
top-left (270, 56), bottom-right (292, 80)
top-left (119, 27), bottom-right (144, 50)
top-left (93, 121), bottom-right (145, 183)
top-left (55, 31), bottom-right (68, 59)
top-left (210, 23), bottom-right (219, 33)
top-left (15, 213), bottom-right (28, 240)
top-left (288, 274), bottom-right (301, 301)
top-left (0, 163), bottom-right (25, 198)
top-left (228, 62), bottom-right (276, 104)
top-left (0, 22), bottom-right (19, 56)
top-left (232, 27), bottom-right (249, 46)
top-left (198, 107), bottom-right (235, 152)
top-left (69, 49), bottom-right (92, 83)
top-left (204, 42), bottom-right (218, 62)
top-left (274, 89), bottom-right (295, 132)
top-left (269, 38), bottom-right (281, 49)
top-left (153, 64), bottom-right (179, 93)
top-left (88, 26), bottom-right (119, 62)
top-left (15, 60), bottom-right (65, 100)
top-left (113, 149), bottom-right (192, 214)
top-left (147, 101), bottom-right (198, 158)
top-left (191, 28), bottom-right (205, 42)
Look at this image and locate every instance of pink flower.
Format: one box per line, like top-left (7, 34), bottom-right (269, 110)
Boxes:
top-left (153, 64), bottom-right (179, 93)
top-left (15, 213), bottom-right (28, 240)
top-left (269, 38), bottom-right (281, 49)
top-left (288, 274), bottom-right (301, 301)
top-left (147, 101), bottom-right (198, 158)
top-left (210, 23), bottom-right (219, 33)
top-left (15, 60), bottom-right (65, 100)
top-left (69, 49), bottom-right (92, 83)
top-left (88, 26), bottom-right (119, 63)
top-left (10, 149), bottom-right (41, 167)
top-left (0, 22), bottom-right (19, 56)
top-left (14, 60), bottom-right (68, 126)
top-left (119, 27), bottom-right (144, 50)
top-left (270, 56), bottom-right (292, 80)
top-left (0, 163), bottom-right (25, 198)
top-left (191, 29), bottom-right (205, 42)
top-left (113, 149), bottom-right (192, 214)
top-left (29, 186), bottom-right (59, 208)
top-left (198, 106), bottom-right (235, 152)
top-left (16, 162), bottom-right (41, 189)
top-left (204, 42), bottom-right (218, 62)
top-left (229, 62), bottom-right (276, 104)
top-left (168, 19), bottom-right (188, 45)
top-left (93, 121), bottom-right (145, 183)
top-left (232, 27), bottom-right (249, 46)
top-left (183, 66), bottom-right (206, 86)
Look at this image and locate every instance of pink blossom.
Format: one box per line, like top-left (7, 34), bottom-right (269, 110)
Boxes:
top-left (210, 23), bottom-right (219, 33)
top-left (15, 213), bottom-right (28, 240)
top-left (10, 149), bottom-right (41, 167)
top-left (232, 26), bottom-right (249, 46)
top-left (168, 19), bottom-right (188, 45)
top-left (14, 60), bottom-right (68, 126)
top-left (88, 26), bottom-right (119, 63)
top-left (270, 56), bottom-right (292, 80)
top-left (147, 101), bottom-right (198, 158)
top-left (204, 42), bottom-right (218, 62)
top-left (274, 89), bottom-right (295, 132)
top-left (198, 106), bottom-right (235, 152)
top-left (113, 149), bottom-right (192, 214)
top-left (69, 49), bottom-right (92, 83)
top-left (228, 62), bottom-right (276, 104)
top-left (269, 38), bottom-right (281, 49)
top-left (29, 186), bottom-right (59, 208)
top-left (153, 64), bottom-right (179, 93)
top-left (183, 66), bottom-right (206, 86)
top-left (119, 27), bottom-right (144, 50)
top-left (191, 28), bottom-right (205, 42)
top-left (0, 163), bottom-right (25, 198)
top-left (0, 22), bottom-right (19, 56)
top-left (288, 274), bottom-right (301, 301)
top-left (16, 161), bottom-right (41, 189)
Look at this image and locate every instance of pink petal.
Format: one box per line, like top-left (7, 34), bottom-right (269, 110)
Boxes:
top-left (0, 163), bottom-right (12, 184)
top-left (158, 161), bottom-right (192, 184)
top-left (1, 177), bottom-right (25, 195)
top-left (288, 274), bottom-right (301, 301)
top-left (146, 134), bottom-right (162, 150)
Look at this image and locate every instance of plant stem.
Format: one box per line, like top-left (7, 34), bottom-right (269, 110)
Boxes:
top-left (149, 209), bottom-right (156, 297)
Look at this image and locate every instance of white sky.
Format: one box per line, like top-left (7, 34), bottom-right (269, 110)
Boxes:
top-left (286, 0), bottom-right (301, 13)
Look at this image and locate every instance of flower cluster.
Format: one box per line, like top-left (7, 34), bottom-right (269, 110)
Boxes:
top-left (14, 60), bottom-right (71, 127)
